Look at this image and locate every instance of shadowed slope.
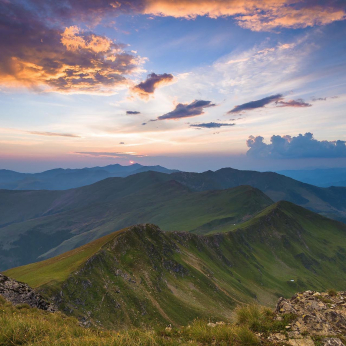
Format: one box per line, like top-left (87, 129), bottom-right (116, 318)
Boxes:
top-left (0, 180), bottom-right (272, 271)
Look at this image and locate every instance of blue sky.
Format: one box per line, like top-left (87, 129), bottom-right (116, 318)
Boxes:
top-left (0, 0), bottom-right (346, 172)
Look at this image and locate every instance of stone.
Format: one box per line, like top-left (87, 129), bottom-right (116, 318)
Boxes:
top-left (0, 273), bottom-right (55, 311)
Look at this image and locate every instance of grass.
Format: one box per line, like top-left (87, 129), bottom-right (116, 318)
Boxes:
top-left (0, 296), bottom-right (263, 346)
top-left (6, 200), bottom-right (346, 329)
top-left (4, 230), bottom-right (127, 288)
top-left (235, 305), bottom-right (295, 334)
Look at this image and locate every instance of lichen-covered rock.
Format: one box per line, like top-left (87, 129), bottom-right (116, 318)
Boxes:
top-left (275, 290), bottom-right (346, 338)
top-left (269, 290), bottom-right (346, 345)
top-left (0, 273), bottom-right (55, 311)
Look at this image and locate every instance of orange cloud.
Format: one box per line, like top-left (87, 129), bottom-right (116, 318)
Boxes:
top-left (143, 0), bottom-right (346, 31)
top-left (131, 72), bottom-right (174, 100)
top-left (0, 2), bottom-right (143, 93)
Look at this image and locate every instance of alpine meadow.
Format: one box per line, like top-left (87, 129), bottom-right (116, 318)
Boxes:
top-left (1, 1), bottom-right (346, 345)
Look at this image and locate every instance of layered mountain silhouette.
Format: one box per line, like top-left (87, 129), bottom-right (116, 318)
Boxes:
top-left (0, 164), bottom-right (178, 190)
top-left (1, 168), bottom-right (346, 270)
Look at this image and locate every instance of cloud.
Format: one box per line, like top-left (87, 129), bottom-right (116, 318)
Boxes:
top-left (74, 151), bottom-right (145, 158)
top-left (229, 94), bottom-right (312, 113)
top-left (158, 100), bottom-right (216, 120)
top-left (312, 96), bottom-right (338, 101)
top-left (131, 72), bottom-right (174, 99)
top-left (190, 122), bottom-right (235, 128)
top-left (126, 111), bottom-right (141, 114)
top-left (28, 131), bottom-right (81, 138)
top-left (142, 122), bottom-right (147, 125)
top-left (276, 99), bottom-right (311, 107)
top-left (246, 132), bottom-right (346, 159)
top-left (0, 3), bottom-right (142, 93)
top-left (143, 0), bottom-right (346, 31)
top-left (119, 142), bottom-right (125, 144)
top-left (228, 94), bottom-right (283, 113)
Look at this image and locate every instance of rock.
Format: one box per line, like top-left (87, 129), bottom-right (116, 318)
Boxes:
top-left (322, 338), bottom-right (345, 346)
top-left (288, 337), bottom-right (315, 346)
top-left (274, 291), bottom-right (346, 337)
top-left (0, 273), bottom-right (55, 311)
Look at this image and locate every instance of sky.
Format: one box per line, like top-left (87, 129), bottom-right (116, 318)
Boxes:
top-left (1, 0), bottom-right (346, 173)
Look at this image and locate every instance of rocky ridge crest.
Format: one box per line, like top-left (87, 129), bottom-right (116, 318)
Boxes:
top-left (0, 273), bottom-right (55, 311)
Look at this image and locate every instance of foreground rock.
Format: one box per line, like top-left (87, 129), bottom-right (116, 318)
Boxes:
top-left (268, 290), bottom-right (346, 345)
top-left (0, 273), bottom-right (55, 311)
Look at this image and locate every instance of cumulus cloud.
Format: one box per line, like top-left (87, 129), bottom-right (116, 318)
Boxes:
top-left (229, 94), bottom-right (312, 113)
top-left (126, 111), bottom-right (141, 114)
top-left (0, 2), bottom-right (142, 93)
top-left (158, 100), bottom-right (216, 120)
top-left (190, 122), bottom-right (235, 128)
top-left (131, 72), bottom-right (174, 99)
top-left (28, 131), bottom-right (81, 138)
top-left (246, 132), bottom-right (346, 159)
top-left (144, 0), bottom-right (346, 31)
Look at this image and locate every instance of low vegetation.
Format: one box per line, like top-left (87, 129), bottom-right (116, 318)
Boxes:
top-left (0, 295), bottom-right (294, 346)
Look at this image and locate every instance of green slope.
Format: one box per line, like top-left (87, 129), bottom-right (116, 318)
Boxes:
top-left (5, 203), bottom-right (346, 329)
top-left (171, 168), bottom-right (346, 222)
top-left (0, 182), bottom-right (272, 271)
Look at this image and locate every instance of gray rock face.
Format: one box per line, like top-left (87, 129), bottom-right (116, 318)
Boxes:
top-left (269, 290), bottom-right (346, 345)
top-left (0, 273), bottom-right (55, 311)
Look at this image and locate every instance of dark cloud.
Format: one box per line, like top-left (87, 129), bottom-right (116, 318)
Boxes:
top-left (131, 72), bottom-right (174, 99)
top-left (228, 94), bottom-right (283, 113)
top-left (158, 100), bottom-right (216, 120)
top-left (28, 131), bottom-right (81, 138)
top-left (119, 142), bottom-right (125, 144)
top-left (246, 132), bottom-right (346, 159)
top-left (142, 123), bottom-right (147, 125)
top-left (229, 94), bottom-right (313, 113)
top-left (190, 122), bottom-right (235, 128)
top-left (126, 111), bottom-right (141, 114)
top-left (276, 99), bottom-right (311, 107)
top-left (0, 1), bottom-right (141, 93)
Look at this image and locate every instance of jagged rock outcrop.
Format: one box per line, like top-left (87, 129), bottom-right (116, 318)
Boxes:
top-left (268, 290), bottom-right (346, 345)
top-left (0, 273), bottom-right (55, 311)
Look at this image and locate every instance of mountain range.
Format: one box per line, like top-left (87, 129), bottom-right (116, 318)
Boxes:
top-left (1, 168), bottom-right (346, 271)
top-left (0, 164), bottom-right (178, 190)
top-left (5, 201), bottom-right (346, 328)
top-left (278, 168), bottom-right (346, 187)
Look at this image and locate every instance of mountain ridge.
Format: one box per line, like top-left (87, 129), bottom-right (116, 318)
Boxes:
top-left (5, 202), bottom-right (346, 328)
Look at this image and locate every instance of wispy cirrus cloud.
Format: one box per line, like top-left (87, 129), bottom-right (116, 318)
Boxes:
top-left (28, 131), bottom-right (81, 138)
top-left (190, 122), bottom-right (235, 128)
top-left (74, 151), bottom-right (146, 158)
top-left (246, 132), bottom-right (346, 159)
top-left (158, 100), bottom-right (216, 120)
top-left (131, 72), bottom-right (174, 100)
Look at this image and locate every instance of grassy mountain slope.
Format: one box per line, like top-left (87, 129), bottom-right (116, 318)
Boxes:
top-left (170, 168), bottom-right (346, 222)
top-left (0, 180), bottom-right (272, 271)
top-left (5, 203), bottom-right (346, 328)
